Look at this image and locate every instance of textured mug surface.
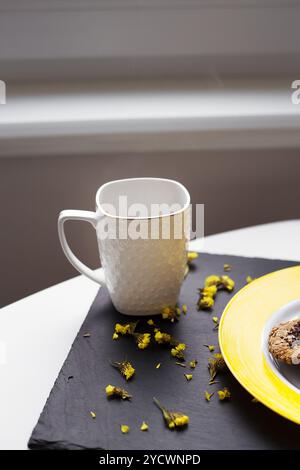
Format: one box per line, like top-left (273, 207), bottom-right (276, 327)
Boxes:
top-left (58, 178), bottom-right (190, 315)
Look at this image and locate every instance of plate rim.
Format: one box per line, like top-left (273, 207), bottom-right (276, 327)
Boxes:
top-left (219, 264), bottom-right (300, 425)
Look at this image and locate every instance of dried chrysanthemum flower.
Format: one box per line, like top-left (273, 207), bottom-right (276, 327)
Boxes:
top-left (204, 344), bottom-right (215, 352)
top-left (208, 353), bottom-right (226, 382)
top-left (220, 275), bottom-right (235, 292)
top-left (112, 360), bottom-right (135, 380)
top-left (112, 332), bottom-right (119, 340)
top-left (171, 343), bottom-right (186, 360)
top-left (218, 387), bottom-right (231, 401)
top-left (223, 264), bottom-right (232, 272)
top-left (114, 321), bottom-right (138, 336)
top-left (161, 307), bottom-right (178, 322)
top-left (121, 425), bottom-right (130, 434)
top-left (154, 330), bottom-right (172, 344)
top-left (184, 373), bottom-right (193, 381)
top-left (205, 391), bottom-right (214, 402)
top-left (105, 384), bottom-right (132, 400)
top-left (134, 332), bottom-right (151, 349)
top-left (198, 295), bottom-right (214, 310)
top-left (90, 411), bottom-right (96, 419)
top-left (140, 421), bottom-right (149, 431)
top-left (182, 304), bottom-right (188, 314)
top-left (197, 285), bottom-right (217, 310)
top-left (153, 397), bottom-right (189, 429)
top-left (187, 251), bottom-right (199, 263)
top-left (147, 319), bottom-right (155, 326)
top-left (189, 359), bottom-right (198, 369)
top-left (205, 275), bottom-right (221, 288)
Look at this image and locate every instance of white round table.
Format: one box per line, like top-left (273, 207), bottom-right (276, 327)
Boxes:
top-left (1, 220), bottom-right (300, 449)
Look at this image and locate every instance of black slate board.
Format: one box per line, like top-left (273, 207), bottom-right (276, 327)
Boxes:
top-left (29, 253), bottom-right (300, 450)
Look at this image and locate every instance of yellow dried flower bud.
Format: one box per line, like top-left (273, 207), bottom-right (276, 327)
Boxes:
top-left (187, 251), bottom-right (199, 262)
top-left (218, 387), bottom-right (231, 401)
top-left (136, 332), bottom-right (151, 349)
top-left (105, 384), bottom-right (132, 400)
top-left (112, 360), bottom-right (135, 380)
top-left (205, 391), bottom-right (214, 402)
top-left (184, 373), bottom-right (193, 381)
top-left (223, 263), bottom-right (232, 272)
top-left (220, 275), bottom-right (235, 292)
top-left (205, 275), bottom-right (221, 287)
top-left (154, 330), bottom-right (172, 344)
top-left (140, 421), bottom-right (149, 431)
top-left (147, 319), bottom-right (154, 326)
top-left (112, 332), bottom-right (119, 340)
top-left (246, 275), bottom-right (254, 284)
top-left (121, 425), bottom-right (130, 434)
top-left (153, 397), bottom-right (189, 430)
top-left (198, 295), bottom-right (215, 310)
top-left (171, 343), bottom-right (186, 360)
top-left (182, 304), bottom-right (187, 314)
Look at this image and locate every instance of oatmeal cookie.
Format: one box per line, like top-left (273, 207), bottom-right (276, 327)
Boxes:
top-left (268, 318), bottom-right (300, 365)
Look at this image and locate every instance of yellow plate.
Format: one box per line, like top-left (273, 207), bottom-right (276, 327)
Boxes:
top-left (219, 265), bottom-right (300, 424)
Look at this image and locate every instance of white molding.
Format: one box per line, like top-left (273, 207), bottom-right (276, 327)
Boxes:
top-left (1, 79), bottom-right (300, 156)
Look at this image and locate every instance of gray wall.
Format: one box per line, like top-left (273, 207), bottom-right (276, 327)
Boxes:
top-left (1, 149), bottom-right (300, 307)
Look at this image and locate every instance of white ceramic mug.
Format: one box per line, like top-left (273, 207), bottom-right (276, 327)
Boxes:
top-left (58, 178), bottom-right (190, 316)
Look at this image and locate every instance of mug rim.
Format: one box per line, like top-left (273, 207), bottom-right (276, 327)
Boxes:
top-left (95, 177), bottom-right (190, 220)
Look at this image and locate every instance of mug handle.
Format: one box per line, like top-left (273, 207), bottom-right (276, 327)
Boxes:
top-left (58, 209), bottom-right (106, 285)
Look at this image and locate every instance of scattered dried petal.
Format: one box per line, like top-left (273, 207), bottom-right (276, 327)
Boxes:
top-left (205, 275), bottom-right (221, 288)
top-left (205, 391), bottom-right (214, 402)
top-left (112, 360), bottom-right (135, 380)
top-left (204, 344), bottom-right (215, 352)
top-left (155, 362), bottom-right (161, 369)
top-left (218, 387), bottom-right (231, 401)
top-left (153, 397), bottom-right (189, 429)
top-left (140, 421), bottom-right (149, 431)
top-left (252, 397), bottom-right (259, 403)
top-left (83, 332), bottom-right (91, 338)
top-left (212, 316), bottom-right (219, 324)
top-left (175, 362), bottom-right (186, 367)
top-left (208, 353), bottom-right (226, 381)
top-left (112, 332), bottom-right (119, 340)
top-left (220, 275), bottom-right (235, 292)
top-left (187, 251), bottom-right (199, 262)
top-left (189, 359), bottom-right (198, 369)
top-left (147, 319), bottom-right (155, 326)
top-left (105, 384), bottom-right (132, 400)
top-left (161, 307), bottom-right (178, 322)
top-left (114, 321), bottom-right (138, 336)
top-left (154, 330), bottom-right (172, 344)
top-left (223, 264), bottom-right (232, 272)
top-left (134, 332), bottom-right (151, 350)
top-left (182, 304), bottom-right (188, 314)
top-left (198, 295), bottom-right (214, 310)
top-left (90, 411), bottom-right (96, 419)
top-left (121, 425), bottom-right (130, 434)
top-left (246, 276), bottom-right (254, 284)
top-left (171, 343), bottom-right (186, 360)
top-left (184, 373), bottom-right (193, 381)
